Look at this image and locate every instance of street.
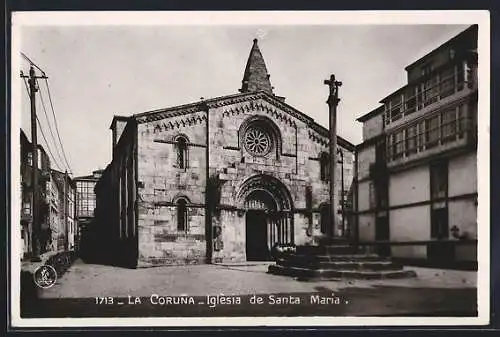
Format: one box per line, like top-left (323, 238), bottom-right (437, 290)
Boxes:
top-left (21, 259), bottom-right (478, 317)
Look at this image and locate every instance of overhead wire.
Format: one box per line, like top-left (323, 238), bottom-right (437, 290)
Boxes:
top-left (42, 78), bottom-right (73, 175)
top-left (35, 78), bottom-right (71, 173)
top-left (21, 52), bottom-right (73, 174)
top-left (22, 77), bottom-right (65, 172)
top-left (21, 52), bottom-right (46, 76)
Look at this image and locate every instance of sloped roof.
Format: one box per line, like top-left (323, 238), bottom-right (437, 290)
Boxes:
top-left (130, 90), bottom-right (354, 151)
top-left (240, 39), bottom-right (274, 95)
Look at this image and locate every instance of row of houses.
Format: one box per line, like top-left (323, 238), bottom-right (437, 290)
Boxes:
top-left (354, 25), bottom-right (478, 267)
top-left (20, 129), bottom-right (103, 261)
top-left (20, 129), bottom-right (75, 259)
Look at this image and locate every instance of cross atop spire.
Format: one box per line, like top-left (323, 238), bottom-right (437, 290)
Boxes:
top-left (240, 38), bottom-right (274, 95)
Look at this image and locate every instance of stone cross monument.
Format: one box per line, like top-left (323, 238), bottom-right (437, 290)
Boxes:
top-left (324, 74), bottom-right (342, 238)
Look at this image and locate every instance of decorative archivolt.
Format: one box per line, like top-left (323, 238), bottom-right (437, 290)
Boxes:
top-left (235, 174), bottom-right (293, 211)
top-left (135, 91), bottom-right (312, 126)
top-left (146, 113), bottom-right (207, 134)
top-left (222, 101), bottom-right (296, 128)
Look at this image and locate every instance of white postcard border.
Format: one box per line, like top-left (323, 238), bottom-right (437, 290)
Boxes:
top-left (10, 10), bottom-right (491, 328)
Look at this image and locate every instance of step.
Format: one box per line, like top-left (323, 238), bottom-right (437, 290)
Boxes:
top-left (296, 245), bottom-right (357, 255)
top-left (317, 236), bottom-right (351, 245)
top-left (276, 259), bottom-right (403, 271)
top-left (268, 264), bottom-right (417, 280)
top-left (279, 253), bottom-right (389, 263)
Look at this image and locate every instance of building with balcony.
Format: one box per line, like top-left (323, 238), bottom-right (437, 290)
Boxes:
top-left (51, 170), bottom-right (77, 251)
top-left (355, 25), bottom-right (478, 268)
top-left (20, 129), bottom-right (52, 259)
top-left (73, 169), bottom-right (103, 250)
top-left (74, 170), bottom-right (103, 219)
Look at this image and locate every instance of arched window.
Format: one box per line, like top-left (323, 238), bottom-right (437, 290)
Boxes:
top-left (176, 197), bottom-right (188, 231)
top-left (175, 136), bottom-right (188, 169)
top-left (320, 152), bottom-right (330, 181)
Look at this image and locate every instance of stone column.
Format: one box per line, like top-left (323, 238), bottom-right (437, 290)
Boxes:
top-left (324, 74), bottom-right (342, 238)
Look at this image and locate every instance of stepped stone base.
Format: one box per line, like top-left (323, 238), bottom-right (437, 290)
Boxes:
top-left (268, 264), bottom-right (417, 281)
top-left (267, 240), bottom-right (417, 281)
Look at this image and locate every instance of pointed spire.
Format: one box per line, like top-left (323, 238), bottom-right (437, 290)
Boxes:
top-left (240, 39), bottom-right (274, 94)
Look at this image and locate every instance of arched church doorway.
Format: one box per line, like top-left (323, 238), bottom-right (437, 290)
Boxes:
top-left (238, 175), bottom-right (294, 261)
top-left (245, 190), bottom-right (276, 261)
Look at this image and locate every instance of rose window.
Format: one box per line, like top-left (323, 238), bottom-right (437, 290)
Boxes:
top-left (244, 126), bottom-right (272, 156)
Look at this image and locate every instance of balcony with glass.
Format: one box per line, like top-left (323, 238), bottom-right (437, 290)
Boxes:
top-left (386, 101), bottom-right (476, 168)
top-left (383, 61), bottom-right (475, 129)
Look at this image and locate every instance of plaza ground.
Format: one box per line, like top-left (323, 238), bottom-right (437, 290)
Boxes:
top-left (22, 259), bottom-right (477, 317)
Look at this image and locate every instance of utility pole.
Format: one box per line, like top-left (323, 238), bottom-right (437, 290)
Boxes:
top-left (324, 74), bottom-right (342, 239)
top-left (21, 65), bottom-right (47, 262)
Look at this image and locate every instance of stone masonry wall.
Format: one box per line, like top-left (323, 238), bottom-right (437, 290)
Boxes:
top-left (207, 99), bottom-right (353, 261)
top-left (134, 95), bottom-right (355, 265)
top-left (136, 111), bottom-right (208, 267)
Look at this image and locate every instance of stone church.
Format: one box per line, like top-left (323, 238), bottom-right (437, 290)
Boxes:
top-left (93, 39), bottom-right (355, 267)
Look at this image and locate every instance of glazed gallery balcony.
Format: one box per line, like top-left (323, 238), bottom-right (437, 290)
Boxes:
top-left (385, 102), bottom-right (476, 169)
top-left (383, 61), bottom-right (475, 129)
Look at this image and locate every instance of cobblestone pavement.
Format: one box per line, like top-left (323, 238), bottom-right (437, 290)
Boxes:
top-left (24, 260), bottom-right (477, 317)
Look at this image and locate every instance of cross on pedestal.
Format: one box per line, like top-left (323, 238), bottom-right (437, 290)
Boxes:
top-left (324, 74), bottom-right (343, 239)
top-left (324, 74), bottom-right (342, 104)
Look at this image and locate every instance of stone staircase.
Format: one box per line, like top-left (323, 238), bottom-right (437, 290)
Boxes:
top-left (267, 239), bottom-right (417, 281)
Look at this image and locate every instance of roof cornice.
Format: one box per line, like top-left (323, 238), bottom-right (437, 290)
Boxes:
top-left (130, 90), bottom-right (355, 150)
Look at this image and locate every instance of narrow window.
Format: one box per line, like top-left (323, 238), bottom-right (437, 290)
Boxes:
top-left (457, 104), bottom-right (467, 139)
top-left (369, 182), bottom-right (376, 209)
top-left (425, 115), bottom-right (440, 149)
top-left (320, 204), bottom-right (329, 234)
top-left (430, 161), bottom-right (448, 201)
top-left (176, 136), bottom-right (188, 169)
top-left (177, 198), bottom-right (188, 231)
top-left (405, 124), bottom-right (418, 156)
top-left (391, 131), bottom-right (404, 160)
top-left (441, 109), bottom-right (458, 144)
top-left (417, 121), bottom-right (425, 152)
top-left (390, 96), bottom-right (402, 121)
top-left (320, 152), bottom-right (329, 181)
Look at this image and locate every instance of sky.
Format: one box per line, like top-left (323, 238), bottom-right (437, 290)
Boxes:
top-left (18, 23), bottom-right (469, 177)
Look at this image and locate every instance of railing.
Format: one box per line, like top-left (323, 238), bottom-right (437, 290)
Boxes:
top-left (386, 103), bottom-right (474, 163)
top-left (385, 62), bottom-right (473, 125)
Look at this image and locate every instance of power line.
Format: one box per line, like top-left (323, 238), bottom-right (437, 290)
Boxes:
top-left (21, 52), bottom-right (72, 173)
top-left (36, 116), bottom-right (64, 172)
top-left (20, 52), bottom-right (46, 76)
top-left (36, 78), bottom-right (71, 173)
top-left (41, 78), bottom-right (73, 174)
top-left (22, 77), bottom-right (64, 172)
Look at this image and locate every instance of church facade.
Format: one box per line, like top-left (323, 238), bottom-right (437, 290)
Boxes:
top-left (94, 39), bottom-right (355, 267)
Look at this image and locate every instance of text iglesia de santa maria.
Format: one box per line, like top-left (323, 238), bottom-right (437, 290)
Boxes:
top-left (92, 38), bottom-right (355, 267)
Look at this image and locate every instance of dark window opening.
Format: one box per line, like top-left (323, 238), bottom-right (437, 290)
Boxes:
top-left (320, 204), bottom-right (330, 234)
top-left (177, 198), bottom-right (188, 231)
top-left (320, 152), bottom-right (329, 181)
top-left (176, 136), bottom-right (188, 169)
top-left (431, 208), bottom-right (449, 239)
top-left (430, 161), bottom-right (448, 200)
